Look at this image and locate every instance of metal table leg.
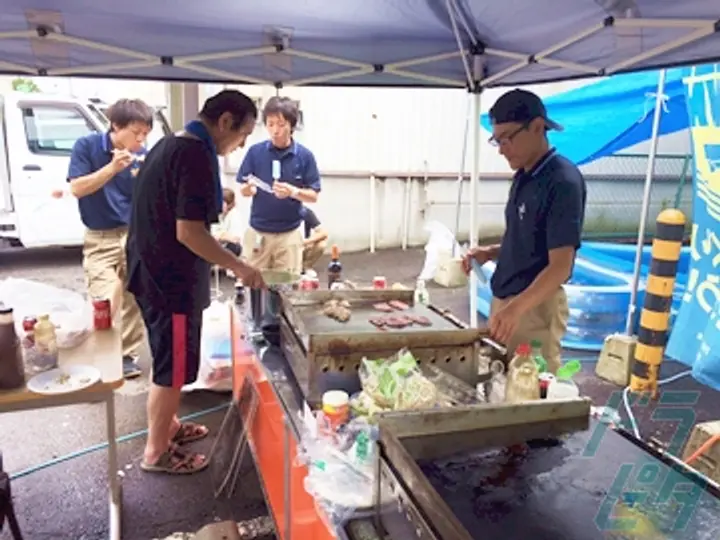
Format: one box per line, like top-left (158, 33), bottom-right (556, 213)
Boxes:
top-left (105, 393), bottom-right (122, 540)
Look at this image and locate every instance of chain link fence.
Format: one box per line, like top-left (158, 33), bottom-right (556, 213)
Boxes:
top-left (579, 153), bottom-right (693, 241)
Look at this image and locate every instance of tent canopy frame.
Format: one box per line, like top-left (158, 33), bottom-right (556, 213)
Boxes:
top-left (0, 16), bottom-right (717, 88)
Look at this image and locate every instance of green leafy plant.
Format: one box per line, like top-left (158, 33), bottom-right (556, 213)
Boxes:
top-left (11, 77), bottom-right (41, 93)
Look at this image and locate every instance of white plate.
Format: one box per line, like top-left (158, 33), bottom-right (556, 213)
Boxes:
top-left (27, 365), bottom-right (101, 395)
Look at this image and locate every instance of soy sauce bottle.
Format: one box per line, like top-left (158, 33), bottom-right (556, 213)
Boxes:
top-left (327, 244), bottom-right (343, 289)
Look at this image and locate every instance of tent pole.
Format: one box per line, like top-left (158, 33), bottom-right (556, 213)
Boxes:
top-left (469, 89), bottom-right (481, 328)
top-left (625, 68), bottom-right (667, 335)
top-left (453, 95), bottom-right (471, 256)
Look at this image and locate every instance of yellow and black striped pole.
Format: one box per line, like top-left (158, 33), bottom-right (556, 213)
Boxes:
top-left (630, 208), bottom-right (686, 398)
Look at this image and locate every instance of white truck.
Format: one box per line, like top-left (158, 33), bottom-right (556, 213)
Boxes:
top-left (0, 92), bottom-right (171, 248)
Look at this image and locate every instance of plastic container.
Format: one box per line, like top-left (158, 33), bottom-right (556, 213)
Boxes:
top-left (30, 314), bottom-right (59, 373)
top-left (322, 390), bottom-right (350, 430)
top-left (505, 343), bottom-right (540, 403)
top-left (414, 279), bottom-right (430, 305)
top-left (546, 378), bottom-right (580, 400)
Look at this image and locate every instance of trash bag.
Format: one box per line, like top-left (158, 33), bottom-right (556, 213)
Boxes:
top-left (0, 278), bottom-right (92, 349)
top-left (418, 221), bottom-right (461, 281)
top-left (182, 301), bottom-right (233, 393)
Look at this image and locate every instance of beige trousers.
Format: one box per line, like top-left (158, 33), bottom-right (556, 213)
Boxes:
top-left (242, 226), bottom-right (304, 275)
top-left (302, 239), bottom-right (327, 272)
top-left (82, 227), bottom-right (145, 359)
top-left (490, 287), bottom-right (569, 374)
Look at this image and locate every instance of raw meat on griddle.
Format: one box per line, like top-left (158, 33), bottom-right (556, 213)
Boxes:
top-left (409, 314), bottom-right (432, 326)
top-left (385, 316), bottom-right (409, 329)
top-left (389, 300), bottom-right (409, 311)
top-left (373, 302), bottom-right (394, 313)
top-left (369, 317), bottom-right (386, 328)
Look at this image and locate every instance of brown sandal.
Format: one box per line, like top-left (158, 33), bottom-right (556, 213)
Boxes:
top-left (171, 422), bottom-right (209, 445)
top-left (141, 445), bottom-right (208, 475)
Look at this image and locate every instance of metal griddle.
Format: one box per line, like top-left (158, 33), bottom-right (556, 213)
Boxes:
top-left (278, 289), bottom-right (501, 404)
top-left (373, 398), bottom-right (593, 540)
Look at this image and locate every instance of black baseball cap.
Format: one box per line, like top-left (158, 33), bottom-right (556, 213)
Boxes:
top-left (489, 89), bottom-right (563, 132)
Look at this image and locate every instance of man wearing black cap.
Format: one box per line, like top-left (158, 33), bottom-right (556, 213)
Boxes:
top-left (462, 89), bottom-right (586, 374)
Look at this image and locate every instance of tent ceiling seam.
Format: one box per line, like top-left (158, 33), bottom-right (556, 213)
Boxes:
top-left (0, 18), bottom-right (715, 88)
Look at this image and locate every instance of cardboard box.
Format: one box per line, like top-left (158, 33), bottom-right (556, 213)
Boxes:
top-left (595, 333), bottom-right (636, 387)
top-left (194, 521), bottom-right (241, 540)
top-left (682, 420), bottom-right (720, 483)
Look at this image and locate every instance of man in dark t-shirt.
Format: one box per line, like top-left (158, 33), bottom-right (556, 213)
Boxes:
top-left (300, 205), bottom-right (328, 272)
top-left (462, 89), bottom-right (586, 373)
top-left (126, 90), bottom-right (264, 476)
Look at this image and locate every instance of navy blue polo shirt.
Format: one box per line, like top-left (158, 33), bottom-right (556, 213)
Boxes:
top-left (237, 140), bottom-right (321, 233)
top-left (67, 132), bottom-right (145, 230)
top-left (491, 149), bottom-right (587, 299)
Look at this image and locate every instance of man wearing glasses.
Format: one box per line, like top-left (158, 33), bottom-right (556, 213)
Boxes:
top-left (463, 89), bottom-right (586, 374)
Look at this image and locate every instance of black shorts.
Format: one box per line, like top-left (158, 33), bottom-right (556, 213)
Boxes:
top-left (136, 299), bottom-right (203, 388)
top-left (223, 241), bottom-right (242, 257)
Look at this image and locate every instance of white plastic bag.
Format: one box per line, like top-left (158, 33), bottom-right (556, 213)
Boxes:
top-left (0, 278), bottom-right (92, 349)
top-left (183, 300), bottom-right (233, 393)
top-left (418, 221), bottom-right (461, 281)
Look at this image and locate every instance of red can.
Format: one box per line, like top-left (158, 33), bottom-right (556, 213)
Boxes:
top-left (23, 316), bottom-right (37, 333)
top-left (93, 298), bottom-right (112, 331)
top-left (300, 277), bottom-right (313, 291)
top-left (373, 276), bottom-right (387, 289)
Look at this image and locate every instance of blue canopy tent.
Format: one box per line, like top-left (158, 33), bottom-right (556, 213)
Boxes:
top-left (0, 3), bottom-right (718, 394)
top-left (480, 67), bottom-right (691, 165)
top-left (1, 1), bottom-right (719, 335)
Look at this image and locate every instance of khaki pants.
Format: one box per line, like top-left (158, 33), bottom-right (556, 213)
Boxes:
top-left (83, 227), bottom-right (145, 359)
top-left (302, 239), bottom-right (327, 271)
top-left (243, 226), bottom-right (304, 275)
top-left (490, 287), bottom-right (569, 374)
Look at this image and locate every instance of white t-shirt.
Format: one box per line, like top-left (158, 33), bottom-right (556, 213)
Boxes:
top-left (212, 207), bottom-right (245, 241)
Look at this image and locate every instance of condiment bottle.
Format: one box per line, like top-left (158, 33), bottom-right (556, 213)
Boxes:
top-left (531, 339), bottom-right (548, 373)
top-left (327, 244), bottom-right (343, 288)
top-left (0, 304), bottom-right (25, 390)
top-left (32, 314), bottom-right (59, 372)
top-left (505, 343), bottom-right (540, 403)
top-left (414, 279), bottom-right (430, 305)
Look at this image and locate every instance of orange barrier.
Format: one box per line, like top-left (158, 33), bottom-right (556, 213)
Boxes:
top-left (231, 309), bottom-right (335, 540)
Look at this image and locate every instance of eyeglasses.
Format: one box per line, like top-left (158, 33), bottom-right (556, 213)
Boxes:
top-left (488, 123), bottom-right (529, 147)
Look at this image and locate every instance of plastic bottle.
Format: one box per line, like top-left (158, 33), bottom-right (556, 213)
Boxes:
top-left (0, 304), bottom-right (25, 390)
top-left (32, 314), bottom-right (59, 372)
top-left (531, 339), bottom-right (548, 373)
top-left (327, 244), bottom-right (343, 289)
top-left (414, 279), bottom-right (430, 305)
top-left (505, 343), bottom-right (540, 403)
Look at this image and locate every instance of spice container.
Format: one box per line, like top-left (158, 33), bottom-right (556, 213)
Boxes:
top-left (372, 276), bottom-right (387, 289)
top-left (322, 390), bottom-right (350, 431)
top-left (0, 304), bottom-right (25, 390)
top-left (29, 314), bottom-right (59, 373)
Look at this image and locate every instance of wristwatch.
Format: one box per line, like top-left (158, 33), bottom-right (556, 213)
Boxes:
top-left (290, 186), bottom-right (300, 198)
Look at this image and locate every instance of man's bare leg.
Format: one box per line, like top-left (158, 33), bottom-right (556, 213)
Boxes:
top-left (144, 384), bottom-right (182, 463)
top-left (144, 384), bottom-right (205, 468)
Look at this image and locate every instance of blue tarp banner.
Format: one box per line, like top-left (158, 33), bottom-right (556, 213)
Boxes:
top-left (665, 64), bottom-right (720, 390)
top-left (480, 68), bottom-right (689, 165)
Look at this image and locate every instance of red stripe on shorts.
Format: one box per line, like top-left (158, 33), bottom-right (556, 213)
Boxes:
top-left (171, 313), bottom-right (187, 389)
